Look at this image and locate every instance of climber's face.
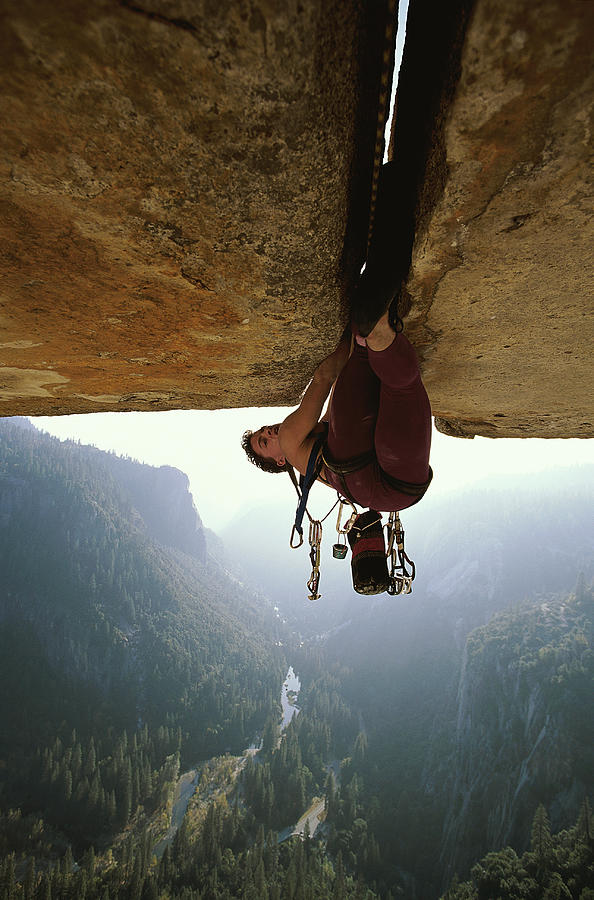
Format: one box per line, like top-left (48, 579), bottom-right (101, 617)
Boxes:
top-left (251, 424), bottom-right (284, 465)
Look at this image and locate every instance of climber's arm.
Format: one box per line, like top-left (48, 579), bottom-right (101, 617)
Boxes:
top-left (279, 333), bottom-right (350, 465)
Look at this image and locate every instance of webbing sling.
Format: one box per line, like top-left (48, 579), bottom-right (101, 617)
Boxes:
top-left (291, 431), bottom-right (327, 543)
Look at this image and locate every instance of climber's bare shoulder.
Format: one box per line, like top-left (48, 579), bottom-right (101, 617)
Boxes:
top-left (279, 418), bottom-right (321, 477)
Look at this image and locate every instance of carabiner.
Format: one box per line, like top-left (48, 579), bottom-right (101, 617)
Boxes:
top-left (307, 570), bottom-right (320, 601)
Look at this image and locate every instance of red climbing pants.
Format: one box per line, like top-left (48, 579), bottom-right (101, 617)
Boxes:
top-left (325, 335), bottom-right (432, 512)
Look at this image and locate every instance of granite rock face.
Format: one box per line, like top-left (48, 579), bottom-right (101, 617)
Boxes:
top-left (393, 0), bottom-right (593, 438)
top-left (1, 0), bottom-right (592, 439)
top-left (0, 0), bottom-right (383, 414)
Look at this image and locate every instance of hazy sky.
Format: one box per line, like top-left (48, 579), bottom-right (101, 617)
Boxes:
top-left (31, 410), bottom-right (594, 533)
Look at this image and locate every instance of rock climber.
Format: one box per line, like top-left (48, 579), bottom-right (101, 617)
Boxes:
top-left (241, 303), bottom-right (432, 514)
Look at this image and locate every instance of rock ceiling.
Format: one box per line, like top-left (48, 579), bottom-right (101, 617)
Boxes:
top-left (1, 0), bottom-right (592, 438)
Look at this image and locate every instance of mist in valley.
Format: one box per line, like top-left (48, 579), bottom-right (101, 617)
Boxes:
top-left (0, 417), bottom-right (592, 899)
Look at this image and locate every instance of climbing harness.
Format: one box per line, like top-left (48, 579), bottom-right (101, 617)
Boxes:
top-left (322, 442), bottom-right (433, 504)
top-left (287, 438), bottom-right (418, 601)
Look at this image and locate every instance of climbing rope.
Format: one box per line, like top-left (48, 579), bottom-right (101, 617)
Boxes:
top-left (366, 0), bottom-right (398, 256)
top-left (287, 1), bottom-right (410, 603)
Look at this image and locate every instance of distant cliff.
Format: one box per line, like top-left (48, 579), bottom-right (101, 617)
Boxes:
top-left (106, 456), bottom-right (207, 563)
top-left (0, 417), bottom-right (283, 761)
top-left (312, 468), bottom-right (594, 896)
top-left (438, 589), bottom-right (594, 884)
top-left (1, 417), bottom-right (207, 562)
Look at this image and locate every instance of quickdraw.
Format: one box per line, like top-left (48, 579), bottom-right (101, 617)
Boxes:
top-left (307, 519), bottom-right (323, 601)
top-left (385, 511), bottom-right (415, 594)
top-left (301, 498), bottom-right (341, 601)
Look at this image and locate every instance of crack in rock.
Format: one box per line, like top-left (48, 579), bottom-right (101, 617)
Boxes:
top-left (118, 0), bottom-right (198, 34)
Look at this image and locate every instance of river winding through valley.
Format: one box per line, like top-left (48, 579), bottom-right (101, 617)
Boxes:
top-left (155, 666), bottom-right (302, 854)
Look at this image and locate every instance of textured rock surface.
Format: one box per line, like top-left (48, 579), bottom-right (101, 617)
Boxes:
top-left (0, 0), bottom-right (384, 414)
top-left (1, 0), bottom-right (592, 439)
top-left (393, 0), bottom-right (593, 438)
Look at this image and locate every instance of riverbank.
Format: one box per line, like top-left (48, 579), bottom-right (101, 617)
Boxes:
top-left (152, 665), bottom-right (304, 855)
top-left (277, 796), bottom-right (326, 844)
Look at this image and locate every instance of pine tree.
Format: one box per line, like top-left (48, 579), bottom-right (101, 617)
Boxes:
top-left (2, 854), bottom-right (16, 899)
top-left (77, 869), bottom-right (88, 899)
top-left (353, 732), bottom-right (368, 767)
top-left (542, 871), bottom-right (573, 899)
top-left (141, 874), bottom-right (159, 900)
top-left (39, 873), bottom-right (52, 900)
top-left (531, 804), bottom-right (553, 875)
top-left (159, 844), bottom-right (173, 886)
top-left (63, 846), bottom-right (74, 876)
top-left (85, 738), bottom-right (96, 778)
top-left (325, 773), bottom-right (336, 816)
top-left (23, 857), bottom-right (36, 900)
top-left (577, 797), bottom-right (594, 846)
top-left (72, 742), bottom-right (83, 782)
top-left (333, 851), bottom-right (346, 900)
top-left (120, 758), bottom-right (133, 825)
top-left (83, 846), bottom-right (96, 878)
top-left (129, 853), bottom-right (143, 900)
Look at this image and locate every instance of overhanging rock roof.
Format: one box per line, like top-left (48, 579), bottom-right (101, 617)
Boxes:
top-left (1, 0), bottom-right (592, 438)
top-left (1, 0), bottom-right (385, 413)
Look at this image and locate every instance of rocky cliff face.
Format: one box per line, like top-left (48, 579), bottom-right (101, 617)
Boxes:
top-left (437, 592), bottom-right (593, 885)
top-left (0, 0), bottom-right (592, 440)
top-left (108, 456), bottom-right (207, 562)
top-left (392, 0), bottom-right (593, 438)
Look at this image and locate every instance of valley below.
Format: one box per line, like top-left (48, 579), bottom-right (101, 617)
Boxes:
top-left (0, 418), bottom-right (592, 899)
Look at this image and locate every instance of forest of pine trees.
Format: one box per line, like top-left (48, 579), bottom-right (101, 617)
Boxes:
top-left (442, 801), bottom-right (594, 899)
top-left (1, 421), bottom-right (592, 899)
top-left (31, 727), bottom-right (182, 843)
top-left (1, 674), bottom-right (591, 899)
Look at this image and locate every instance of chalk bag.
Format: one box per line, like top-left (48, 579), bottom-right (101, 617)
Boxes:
top-left (347, 509), bottom-right (390, 595)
